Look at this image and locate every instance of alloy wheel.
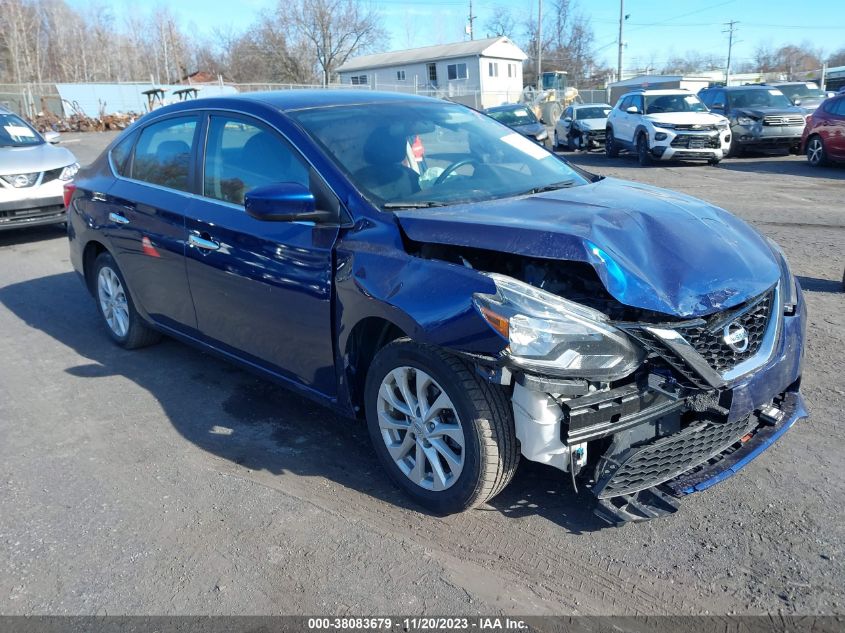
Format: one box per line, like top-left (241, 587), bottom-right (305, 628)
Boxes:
top-left (807, 137), bottom-right (824, 166)
top-left (376, 366), bottom-right (465, 492)
top-left (97, 266), bottom-right (129, 338)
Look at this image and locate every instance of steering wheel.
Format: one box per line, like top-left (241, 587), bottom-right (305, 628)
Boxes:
top-left (433, 158), bottom-right (480, 186)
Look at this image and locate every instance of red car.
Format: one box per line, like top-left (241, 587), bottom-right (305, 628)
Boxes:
top-left (801, 94), bottom-right (845, 166)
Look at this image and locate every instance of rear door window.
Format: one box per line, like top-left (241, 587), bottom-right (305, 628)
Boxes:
top-left (131, 116), bottom-right (198, 192)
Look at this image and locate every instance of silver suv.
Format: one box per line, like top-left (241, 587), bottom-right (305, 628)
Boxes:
top-left (605, 89), bottom-right (731, 165)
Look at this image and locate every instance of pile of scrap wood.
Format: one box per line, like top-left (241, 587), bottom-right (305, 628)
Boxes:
top-left (28, 110), bottom-right (137, 133)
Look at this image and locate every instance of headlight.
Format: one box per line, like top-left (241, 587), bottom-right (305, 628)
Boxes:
top-left (59, 162), bottom-right (79, 181)
top-left (734, 116), bottom-right (755, 126)
top-left (652, 122), bottom-right (675, 129)
top-left (766, 238), bottom-right (798, 312)
top-left (536, 130), bottom-right (548, 141)
top-left (473, 274), bottom-right (644, 380)
top-left (717, 120), bottom-right (730, 129)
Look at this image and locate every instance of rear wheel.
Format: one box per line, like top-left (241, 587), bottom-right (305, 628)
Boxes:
top-left (364, 339), bottom-right (518, 514)
top-left (605, 128), bottom-right (620, 157)
top-left (806, 135), bottom-right (828, 167)
top-left (93, 252), bottom-right (161, 349)
top-left (637, 133), bottom-right (652, 166)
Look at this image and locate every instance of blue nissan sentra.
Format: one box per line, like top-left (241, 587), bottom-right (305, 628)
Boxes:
top-left (66, 91), bottom-right (807, 524)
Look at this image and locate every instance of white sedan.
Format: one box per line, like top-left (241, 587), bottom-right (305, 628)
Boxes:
top-left (554, 103), bottom-right (613, 151)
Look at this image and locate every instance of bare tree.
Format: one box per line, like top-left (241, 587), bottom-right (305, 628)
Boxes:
top-left (522, 0), bottom-right (598, 88)
top-left (278, 0), bottom-right (386, 86)
top-left (485, 5), bottom-right (517, 39)
top-left (829, 48), bottom-right (845, 67)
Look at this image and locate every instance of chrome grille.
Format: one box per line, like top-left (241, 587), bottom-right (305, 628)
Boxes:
top-left (678, 290), bottom-right (773, 373)
top-left (763, 115), bottom-right (804, 126)
top-left (625, 286), bottom-right (778, 387)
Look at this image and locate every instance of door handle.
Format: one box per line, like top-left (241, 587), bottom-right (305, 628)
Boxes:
top-left (108, 211), bottom-right (129, 225)
top-left (188, 233), bottom-right (220, 251)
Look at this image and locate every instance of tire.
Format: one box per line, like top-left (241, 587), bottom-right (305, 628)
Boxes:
top-left (636, 133), bottom-right (652, 166)
top-left (567, 132), bottom-right (577, 152)
top-left (93, 252), bottom-right (161, 349)
top-left (605, 127), bottom-right (620, 157)
top-left (806, 135), bottom-right (828, 167)
top-left (708, 157), bottom-right (721, 166)
top-left (364, 339), bottom-right (519, 514)
top-left (727, 142), bottom-right (743, 158)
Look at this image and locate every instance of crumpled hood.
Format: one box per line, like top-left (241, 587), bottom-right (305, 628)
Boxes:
top-left (0, 142), bottom-right (76, 175)
top-left (395, 178), bottom-right (780, 318)
top-left (732, 106), bottom-right (805, 120)
top-left (574, 118), bottom-right (606, 131)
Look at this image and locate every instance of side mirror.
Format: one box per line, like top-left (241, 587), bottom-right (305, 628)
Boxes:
top-left (793, 99), bottom-right (802, 106)
top-left (563, 116), bottom-right (572, 123)
top-left (625, 105), bottom-right (639, 114)
top-left (44, 130), bottom-right (61, 144)
top-left (244, 182), bottom-right (332, 223)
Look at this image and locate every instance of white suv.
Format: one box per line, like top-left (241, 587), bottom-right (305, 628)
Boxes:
top-left (605, 89), bottom-right (732, 165)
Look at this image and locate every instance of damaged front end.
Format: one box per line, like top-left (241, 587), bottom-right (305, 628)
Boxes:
top-left (418, 244), bottom-right (808, 525)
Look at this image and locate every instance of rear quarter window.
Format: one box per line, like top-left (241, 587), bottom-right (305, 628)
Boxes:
top-left (110, 130), bottom-right (138, 177)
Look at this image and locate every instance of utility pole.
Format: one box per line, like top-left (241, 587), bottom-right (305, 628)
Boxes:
top-left (723, 20), bottom-right (739, 86)
top-left (537, 0), bottom-right (543, 91)
top-left (467, 0), bottom-right (476, 40)
top-left (617, 0), bottom-right (624, 82)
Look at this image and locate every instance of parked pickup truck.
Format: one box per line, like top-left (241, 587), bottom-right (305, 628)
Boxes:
top-left (67, 91), bottom-right (807, 524)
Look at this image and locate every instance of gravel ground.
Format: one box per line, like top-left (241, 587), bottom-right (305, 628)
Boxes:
top-left (0, 132), bottom-right (842, 616)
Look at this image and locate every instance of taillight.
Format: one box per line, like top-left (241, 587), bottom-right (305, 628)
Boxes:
top-left (63, 182), bottom-right (77, 209)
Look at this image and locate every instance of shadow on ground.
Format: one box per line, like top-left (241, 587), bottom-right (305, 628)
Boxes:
top-left (797, 275), bottom-right (844, 293)
top-left (0, 224), bottom-right (67, 247)
top-left (0, 271), bottom-right (607, 534)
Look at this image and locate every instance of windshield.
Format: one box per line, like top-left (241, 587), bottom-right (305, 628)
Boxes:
top-left (776, 84), bottom-right (826, 101)
top-left (486, 107), bottom-right (537, 126)
top-left (575, 106), bottom-right (611, 120)
top-left (728, 89), bottom-right (793, 109)
top-left (644, 93), bottom-right (708, 114)
top-left (291, 101), bottom-right (589, 209)
top-left (0, 113), bottom-right (43, 147)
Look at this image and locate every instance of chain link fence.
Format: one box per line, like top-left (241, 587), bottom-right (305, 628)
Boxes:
top-left (0, 81), bottom-right (610, 120)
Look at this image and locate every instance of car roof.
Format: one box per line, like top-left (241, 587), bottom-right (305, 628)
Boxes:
top-left (206, 89), bottom-right (443, 112)
top-left (719, 85), bottom-right (784, 91)
top-left (623, 89), bottom-right (694, 96)
top-left (572, 103), bottom-right (611, 109)
top-left (484, 103), bottom-right (531, 112)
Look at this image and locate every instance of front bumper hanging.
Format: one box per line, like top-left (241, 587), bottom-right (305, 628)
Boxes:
top-left (593, 391), bottom-right (807, 525)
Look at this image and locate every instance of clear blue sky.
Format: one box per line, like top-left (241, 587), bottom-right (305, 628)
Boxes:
top-left (71, 0), bottom-right (845, 72)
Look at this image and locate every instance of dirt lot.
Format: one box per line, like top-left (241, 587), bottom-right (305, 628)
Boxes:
top-left (0, 132), bottom-right (843, 616)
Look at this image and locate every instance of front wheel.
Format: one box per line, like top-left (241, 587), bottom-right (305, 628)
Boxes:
top-left (93, 252), bottom-right (161, 349)
top-left (637, 133), bottom-right (652, 166)
top-left (364, 339), bottom-right (519, 514)
top-left (605, 128), bottom-right (620, 157)
top-left (806, 135), bottom-right (828, 167)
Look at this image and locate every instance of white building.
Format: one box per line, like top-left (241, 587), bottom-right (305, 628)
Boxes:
top-left (336, 37), bottom-right (528, 109)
